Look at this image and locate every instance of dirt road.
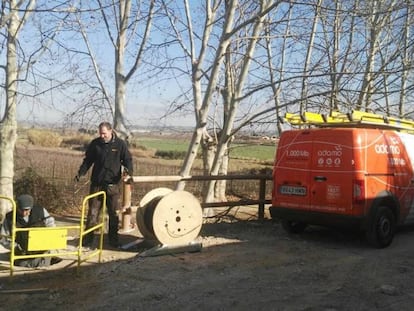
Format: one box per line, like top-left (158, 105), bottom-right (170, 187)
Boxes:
top-left (2, 218), bottom-right (414, 311)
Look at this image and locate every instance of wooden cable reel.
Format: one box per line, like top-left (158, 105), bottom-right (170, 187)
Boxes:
top-left (137, 188), bottom-right (203, 246)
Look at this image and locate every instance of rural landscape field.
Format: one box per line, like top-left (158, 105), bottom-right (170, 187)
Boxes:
top-left (2, 128), bottom-right (414, 311)
top-left (13, 128), bottom-right (275, 214)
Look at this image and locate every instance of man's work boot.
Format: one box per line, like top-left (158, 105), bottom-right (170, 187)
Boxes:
top-left (108, 234), bottom-right (121, 248)
top-left (83, 232), bottom-right (94, 247)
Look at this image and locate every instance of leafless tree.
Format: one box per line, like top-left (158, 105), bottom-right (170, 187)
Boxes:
top-left (80, 0), bottom-right (412, 204)
top-left (160, 1), bottom-right (281, 206)
top-left (0, 0), bottom-right (28, 217)
top-left (300, 0), bottom-right (323, 114)
top-left (66, 0), bottom-right (156, 136)
top-left (0, 1), bottom-right (76, 218)
top-left (398, 0), bottom-right (412, 117)
top-left (356, 0), bottom-right (397, 110)
top-left (265, 1), bottom-right (293, 135)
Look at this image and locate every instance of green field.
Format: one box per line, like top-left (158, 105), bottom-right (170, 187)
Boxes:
top-left (230, 143), bottom-right (275, 161)
top-left (138, 137), bottom-right (276, 161)
top-left (138, 137), bottom-right (189, 152)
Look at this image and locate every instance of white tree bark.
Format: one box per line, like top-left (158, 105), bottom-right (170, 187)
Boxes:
top-left (113, 0), bottom-right (155, 136)
top-left (330, 0), bottom-right (340, 110)
top-left (0, 0), bottom-right (36, 220)
top-left (75, 0), bottom-right (155, 137)
top-left (203, 0), bottom-right (274, 203)
top-left (356, 0), bottom-right (397, 110)
top-left (265, 1), bottom-right (293, 134)
top-left (300, 0), bottom-right (323, 114)
top-left (398, 1), bottom-right (411, 117)
top-left (177, 0), bottom-right (237, 190)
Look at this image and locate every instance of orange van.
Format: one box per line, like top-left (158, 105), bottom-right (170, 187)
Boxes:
top-left (270, 125), bottom-right (414, 248)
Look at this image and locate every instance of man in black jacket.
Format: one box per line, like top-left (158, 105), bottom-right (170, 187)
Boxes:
top-left (75, 122), bottom-right (133, 248)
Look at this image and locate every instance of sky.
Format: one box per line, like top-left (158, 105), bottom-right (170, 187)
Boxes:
top-left (15, 88), bottom-right (196, 130)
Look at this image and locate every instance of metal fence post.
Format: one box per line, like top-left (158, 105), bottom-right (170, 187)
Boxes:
top-left (258, 178), bottom-right (266, 221)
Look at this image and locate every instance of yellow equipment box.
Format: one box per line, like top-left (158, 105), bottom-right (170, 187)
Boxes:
top-left (27, 228), bottom-right (68, 251)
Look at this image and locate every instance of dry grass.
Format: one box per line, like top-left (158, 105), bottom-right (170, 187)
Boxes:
top-left (26, 129), bottom-right (63, 147)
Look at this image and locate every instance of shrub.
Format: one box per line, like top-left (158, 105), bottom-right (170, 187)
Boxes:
top-left (27, 129), bottom-right (63, 147)
top-left (14, 167), bottom-right (64, 213)
top-left (62, 133), bottom-right (93, 150)
top-left (155, 150), bottom-right (187, 160)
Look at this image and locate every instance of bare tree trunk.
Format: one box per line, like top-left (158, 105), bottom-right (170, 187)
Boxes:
top-left (356, 0), bottom-right (396, 110)
top-left (113, 0), bottom-right (129, 136)
top-left (338, 0), bottom-right (358, 110)
top-left (265, 1), bottom-right (293, 135)
top-left (330, 0), bottom-right (340, 111)
top-left (215, 149), bottom-right (228, 201)
top-left (0, 1), bottom-right (30, 219)
top-left (203, 1), bottom-right (273, 203)
top-left (202, 32), bottom-right (235, 204)
top-left (300, 0), bottom-right (323, 114)
top-left (399, 1), bottom-right (411, 117)
top-left (177, 1), bottom-right (236, 190)
top-left (78, 0), bottom-right (154, 137)
top-left (357, 19), bottom-right (377, 110)
top-left (200, 131), bottom-right (216, 217)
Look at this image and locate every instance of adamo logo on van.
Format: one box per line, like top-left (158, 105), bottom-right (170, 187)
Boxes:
top-left (374, 144), bottom-right (400, 155)
top-left (317, 149), bottom-right (342, 157)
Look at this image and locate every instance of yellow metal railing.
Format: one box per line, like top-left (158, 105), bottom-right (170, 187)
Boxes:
top-left (0, 191), bottom-right (106, 276)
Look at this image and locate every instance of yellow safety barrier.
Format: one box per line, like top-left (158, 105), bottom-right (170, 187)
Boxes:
top-left (281, 110), bottom-right (414, 133)
top-left (0, 191), bottom-right (106, 276)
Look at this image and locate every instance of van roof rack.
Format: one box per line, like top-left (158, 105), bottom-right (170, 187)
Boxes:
top-left (280, 110), bottom-right (414, 133)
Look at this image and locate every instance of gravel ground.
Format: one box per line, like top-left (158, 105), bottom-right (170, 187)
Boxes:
top-left (1, 213), bottom-right (414, 311)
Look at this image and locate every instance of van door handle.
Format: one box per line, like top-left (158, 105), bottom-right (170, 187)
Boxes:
top-left (314, 176), bottom-right (327, 182)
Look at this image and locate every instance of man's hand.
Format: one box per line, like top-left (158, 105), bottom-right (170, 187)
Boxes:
top-left (123, 168), bottom-right (132, 182)
top-left (123, 174), bottom-right (133, 182)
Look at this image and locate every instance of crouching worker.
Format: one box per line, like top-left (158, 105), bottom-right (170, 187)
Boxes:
top-left (0, 194), bottom-right (62, 267)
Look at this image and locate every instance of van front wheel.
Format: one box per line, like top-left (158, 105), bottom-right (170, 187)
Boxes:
top-left (366, 206), bottom-right (395, 248)
top-left (281, 220), bottom-right (307, 234)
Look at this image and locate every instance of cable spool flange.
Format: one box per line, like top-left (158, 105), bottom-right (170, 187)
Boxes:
top-left (137, 187), bottom-right (173, 241)
top-left (137, 188), bottom-right (203, 246)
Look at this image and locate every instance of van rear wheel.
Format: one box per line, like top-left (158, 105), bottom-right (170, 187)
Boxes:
top-left (366, 206), bottom-right (395, 248)
top-left (281, 219), bottom-right (307, 234)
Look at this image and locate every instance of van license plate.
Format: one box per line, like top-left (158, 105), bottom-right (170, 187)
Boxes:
top-left (279, 185), bottom-right (307, 196)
